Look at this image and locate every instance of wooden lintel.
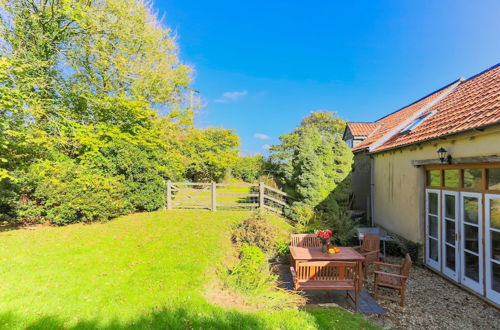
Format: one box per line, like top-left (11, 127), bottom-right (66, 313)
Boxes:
top-left (412, 155), bottom-right (500, 166)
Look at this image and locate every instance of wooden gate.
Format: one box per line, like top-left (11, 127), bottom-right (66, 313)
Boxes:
top-left (166, 182), bottom-right (293, 215)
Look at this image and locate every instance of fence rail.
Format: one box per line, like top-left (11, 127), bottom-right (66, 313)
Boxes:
top-left (166, 181), bottom-right (293, 215)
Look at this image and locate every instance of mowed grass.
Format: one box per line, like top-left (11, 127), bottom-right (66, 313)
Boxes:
top-left (0, 210), bottom-right (377, 329)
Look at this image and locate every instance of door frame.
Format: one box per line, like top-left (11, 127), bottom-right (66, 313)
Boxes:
top-left (441, 190), bottom-right (460, 281)
top-left (425, 189), bottom-right (441, 271)
top-left (459, 191), bottom-right (484, 294)
top-left (485, 194), bottom-right (500, 304)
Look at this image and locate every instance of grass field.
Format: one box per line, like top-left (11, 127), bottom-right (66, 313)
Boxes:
top-left (0, 210), bottom-right (377, 329)
top-left (171, 184), bottom-right (259, 209)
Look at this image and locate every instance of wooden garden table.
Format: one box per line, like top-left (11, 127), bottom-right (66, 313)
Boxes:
top-left (289, 246), bottom-right (365, 289)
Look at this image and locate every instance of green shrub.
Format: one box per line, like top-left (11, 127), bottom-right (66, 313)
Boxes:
top-left (275, 241), bottom-right (289, 256)
top-left (80, 138), bottom-right (167, 212)
top-left (228, 244), bottom-right (273, 293)
top-left (16, 160), bottom-right (131, 224)
top-left (232, 212), bottom-right (278, 255)
top-left (288, 203), bottom-right (316, 231)
top-left (232, 155), bottom-right (265, 183)
top-left (224, 244), bottom-right (304, 309)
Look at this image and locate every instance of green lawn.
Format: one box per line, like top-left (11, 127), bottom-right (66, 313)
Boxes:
top-left (0, 210), bottom-right (377, 329)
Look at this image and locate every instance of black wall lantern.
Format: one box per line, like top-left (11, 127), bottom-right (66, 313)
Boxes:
top-left (437, 147), bottom-right (452, 164)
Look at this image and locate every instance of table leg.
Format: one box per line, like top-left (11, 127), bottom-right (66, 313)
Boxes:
top-left (357, 260), bottom-right (363, 289)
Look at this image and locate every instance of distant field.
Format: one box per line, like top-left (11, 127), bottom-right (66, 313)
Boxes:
top-left (0, 210), bottom-right (377, 329)
top-left (171, 184), bottom-right (259, 209)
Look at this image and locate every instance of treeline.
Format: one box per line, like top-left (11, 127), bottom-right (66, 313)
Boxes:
top-left (0, 0), bottom-right (239, 224)
top-left (0, 1), bottom-right (354, 228)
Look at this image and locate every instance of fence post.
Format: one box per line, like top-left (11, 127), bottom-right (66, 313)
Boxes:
top-left (259, 182), bottom-right (265, 210)
top-left (211, 182), bottom-right (216, 211)
top-left (167, 180), bottom-right (172, 210)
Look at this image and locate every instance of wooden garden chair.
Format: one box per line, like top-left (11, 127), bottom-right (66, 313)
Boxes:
top-left (353, 233), bottom-right (380, 277)
top-left (373, 253), bottom-right (412, 306)
top-left (290, 261), bottom-right (360, 311)
top-left (290, 234), bottom-right (321, 247)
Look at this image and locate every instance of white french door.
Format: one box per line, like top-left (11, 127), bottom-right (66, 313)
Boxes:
top-left (442, 191), bottom-right (459, 281)
top-left (485, 194), bottom-right (500, 304)
top-left (460, 192), bottom-right (483, 294)
top-left (426, 189), bottom-right (441, 271)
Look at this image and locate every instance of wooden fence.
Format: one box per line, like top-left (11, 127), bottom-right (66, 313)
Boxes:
top-left (166, 182), bottom-right (293, 215)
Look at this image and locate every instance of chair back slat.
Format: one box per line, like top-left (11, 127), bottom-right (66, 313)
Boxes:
top-left (290, 234), bottom-right (321, 247)
top-left (362, 233), bottom-right (380, 252)
top-left (296, 261), bottom-right (357, 281)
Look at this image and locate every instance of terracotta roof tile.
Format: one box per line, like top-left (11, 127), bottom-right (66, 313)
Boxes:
top-left (346, 122), bottom-right (381, 137)
top-left (351, 63), bottom-right (500, 153)
top-left (352, 81), bottom-right (457, 152)
top-left (373, 64), bottom-right (500, 152)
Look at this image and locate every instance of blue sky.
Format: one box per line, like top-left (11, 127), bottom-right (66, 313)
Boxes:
top-left (154, 0), bottom-right (500, 155)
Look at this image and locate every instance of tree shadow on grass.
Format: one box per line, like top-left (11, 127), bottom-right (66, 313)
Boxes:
top-left (0, 305), bottom-right (269, 330)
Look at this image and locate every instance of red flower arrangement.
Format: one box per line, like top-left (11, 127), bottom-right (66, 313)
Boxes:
top-left (316, 229), bottom-right (333, 245)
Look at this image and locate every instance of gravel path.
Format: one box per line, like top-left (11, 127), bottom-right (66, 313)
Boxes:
top-left (363, 257), bottom-right (500, 329)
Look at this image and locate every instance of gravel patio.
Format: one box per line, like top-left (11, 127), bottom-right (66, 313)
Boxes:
top-left (278, 256), bottom-right (500, 329)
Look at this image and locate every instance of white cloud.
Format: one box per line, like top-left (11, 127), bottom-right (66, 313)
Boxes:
top-left (215, 90), bottom-right (248, 103)
top-left (262, 144), bottom-right (271, 150)
top-left (254, 133), bottom-right (271, 140)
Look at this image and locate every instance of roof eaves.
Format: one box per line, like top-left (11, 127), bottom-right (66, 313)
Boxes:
top-left (369, 120), bottom-right (500, 155)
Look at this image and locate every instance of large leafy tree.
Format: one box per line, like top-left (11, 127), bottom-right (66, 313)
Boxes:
top-left (0, 0), bottom-right (240, 223)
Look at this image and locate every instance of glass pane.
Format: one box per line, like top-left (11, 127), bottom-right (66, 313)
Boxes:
top-left (488, 168), bottom-right (500, 190)
top-left (491, 230), bottom-right (500, 262)
top-left (429, 238), bottom-right (438, 261)
top-left (445, 194), bottom-right (456, 219)
top-left (428, 170), bottom-right (441, 187)
top-left (429, 215), bottom-right (438, 238)
top-left (464, 224), bottom-right (479, 253)
top-left (490, 199), bottom-right (500, 230)
top-left (446, 220), bottom-right (455, 244)
top-left (492, 262), bottom-right (500, 293)
top-left (444, 170), bottom-right (459, 188)
top-left (465, 252), bottom-right (479, 282)
top-left (464, 197), bottom-right (479, 224)
top-left (446, 245), bottom-right (456, 270)
top-left (464, 169), bottom-right (482, 189)
top-left (429, 192), bottom-right (438, 215)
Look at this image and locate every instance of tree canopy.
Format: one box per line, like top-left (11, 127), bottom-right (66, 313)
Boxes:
top-left (0, 0), bottom-right (240, 224)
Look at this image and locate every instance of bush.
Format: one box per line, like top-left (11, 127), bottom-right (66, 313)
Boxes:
top-left (232, 212), bottom-right (278, 255)
top-left (16, 160), bottom-right (131, 224)
top-left (275, 241), bottom-right (289, 256)
top-left (232, 155), bottom-right (265, 183)
top-left (81, 138), bottom-right (167, 212)
top-left (227, 244), bottom-right (273, 293)
top-left (288, 204), bottom-right (316, 231)
top-left (224, 244), bottom-right (304, 309)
